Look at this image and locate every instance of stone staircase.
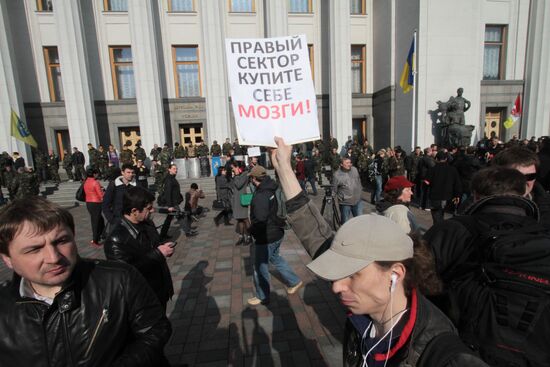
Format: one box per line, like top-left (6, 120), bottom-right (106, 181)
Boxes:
top-left (33, 176), bottom-right (219, 208)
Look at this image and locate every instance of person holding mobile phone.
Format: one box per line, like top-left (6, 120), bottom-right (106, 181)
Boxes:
top-left (104, 186), bottom-right (174, 310)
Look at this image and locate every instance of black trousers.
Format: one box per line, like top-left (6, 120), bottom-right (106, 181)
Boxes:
top-left (86, 202), bottom-right (105, 243)
top-left (430, 200), bottom-right (447, 225)
top-left (214, 208), bottom-right (232, 224)
top-left (160, 215), bottom-right (174, 238)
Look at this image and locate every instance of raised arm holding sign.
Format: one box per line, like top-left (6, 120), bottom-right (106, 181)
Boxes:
top-left (225, 35), bottom-right (320, 147)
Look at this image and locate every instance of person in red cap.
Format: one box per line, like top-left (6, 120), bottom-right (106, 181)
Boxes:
top-left (375, 176), bottom-right (419, 233)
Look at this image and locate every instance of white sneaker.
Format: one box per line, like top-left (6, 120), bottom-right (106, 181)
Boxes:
top-left (247, 297), bottom-right (268, 306)
top-left (287, 281), bottom-right (303, 295)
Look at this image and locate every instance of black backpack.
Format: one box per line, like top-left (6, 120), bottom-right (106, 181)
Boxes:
top-left (450, 216), bottom-right (550, 367)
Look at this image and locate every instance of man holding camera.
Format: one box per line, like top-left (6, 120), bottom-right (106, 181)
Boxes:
top-left (105, 186), bottom-right (174, 310)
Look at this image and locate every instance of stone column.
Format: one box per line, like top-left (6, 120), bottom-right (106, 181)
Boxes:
top-left (523, 0), bottom-right (550, 138)
top-left (128, 1), bottom-right (166, 151)
top-left (199, 0), bottom-right (231, 144)
top-left (0, 0), bottom-right (31, 165)
top-left (329, 1), bottom-right (352, 149)
top-left (264, 0), bottom-right (288, 37)
top-left (53, 0), bottom-right (99, 152)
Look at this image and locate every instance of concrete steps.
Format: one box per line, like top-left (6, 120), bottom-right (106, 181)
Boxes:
top-left (36, 176), bottom-right (219, 208)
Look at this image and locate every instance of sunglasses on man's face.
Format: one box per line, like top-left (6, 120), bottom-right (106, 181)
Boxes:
top-left (524, 173), bottom-right (537, 181)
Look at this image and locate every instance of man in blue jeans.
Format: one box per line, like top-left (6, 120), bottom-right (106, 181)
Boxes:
top-left (333, 157), bottom-right (363, 223)
top-left (247, 165), bottom-right (303, 305)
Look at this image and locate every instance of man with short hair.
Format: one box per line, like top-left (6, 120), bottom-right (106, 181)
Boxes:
top-left (492, 146), bottom-right (550, 225)
top-left (332, 156), bottom-right (363, 223)
top-left (102, 163), bottom-right (136, 228)
top-left (247, 165), bottom-right (302, 306)
top-left (105, 186), bottom-right (174, 309)
top-left (72, 147), bottom-right (86, 181)
top-left (0, 197), bottom-right (171, 366)
top-left (424, 166), bottom-right (550, 366)
top-left (158, 164), bottom-right (197, 239)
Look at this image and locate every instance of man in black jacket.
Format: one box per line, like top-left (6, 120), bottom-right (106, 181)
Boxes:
top-left (102, 163), bottom-right (136, 231)
top-left (425, 151), bottom-right (462, 224)
top-left (159, 164), bottom-right (197, 239)
top-left (72, 147), bottom-right (86, 181)
top-left (247, 165), bottom-right (302, 306)
top-left (105, 187), bottom-right (174, 309)
top-left (424, 166), bottom-right (549, 366)
top-left (0, 197), bottom-right (171, 366)
top-left (492, 146), bottom-right (550, 227)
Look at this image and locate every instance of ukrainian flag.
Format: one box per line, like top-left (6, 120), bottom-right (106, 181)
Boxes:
top-left (11, 109), bottom-right (37, 147)
top-left (399, 38), bottom-right (415, 94)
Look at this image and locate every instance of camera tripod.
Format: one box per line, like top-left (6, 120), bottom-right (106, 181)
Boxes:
top-left (320, 185), bottom-right (340, 230)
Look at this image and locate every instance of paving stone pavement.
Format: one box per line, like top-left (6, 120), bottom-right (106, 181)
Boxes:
top-left (0, 182), bottom-right (438, 367)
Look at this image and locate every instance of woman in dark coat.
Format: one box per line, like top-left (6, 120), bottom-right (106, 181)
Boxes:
top-left (230, 161), bottom-right (251, 245)
top-left (214, 167), bottom-right (232, 226)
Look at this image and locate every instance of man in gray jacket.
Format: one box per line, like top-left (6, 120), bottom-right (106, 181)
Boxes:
top-left (332, 157), bottom-right (363, 223)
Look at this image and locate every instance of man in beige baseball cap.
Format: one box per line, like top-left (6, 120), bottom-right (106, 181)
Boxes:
top-left (268, 136), bottom-right (488, 367)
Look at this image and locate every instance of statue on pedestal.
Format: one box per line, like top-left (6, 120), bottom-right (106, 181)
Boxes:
top-left (433, 88), bottom-right (475, 148)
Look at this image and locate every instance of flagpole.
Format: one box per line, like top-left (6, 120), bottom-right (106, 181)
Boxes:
top-left (411, 30), bottom-right (417, 150)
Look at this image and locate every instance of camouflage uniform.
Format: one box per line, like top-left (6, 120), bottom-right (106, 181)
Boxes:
top-left (88, 147), bottom-right (99, 170)
top-left (97, 148), bottom-right (109, 178)
top-left (47, 154), bottom-right (61, 184)
top-left (313, 152), bottom-right (324, 185)
top-left (329, 152), bottom-right (340, 172)
top-left (222, 141), bottom-right (232, 156)
top-left (187, 144), bottom-right (197, 158)
top-left (2, 169), bottom-right (16, 200)
top-left (120, 148), bottom-right (134, 165)
top-left (34, 151), bottom-right (47, 182)
top-left (330, 137), bottom-right (339, 150)
top-left (11, 170), bottom-right (39, 199)
top-left (62, 153), bottom-right (74, 181)
top-left (196, 143), bottom-right (210, 177)
top-left (150, 147), bottom-right (160, 161)
top-left (173, 145), bottom-right (188, 159)
top-left (210, 143), bottom-right (221, 157)
top-left (153, 161), bottom-right (165, 190)
top-left (134, 146), bottom-right (147, 162)
top-left (357, 151), bottom-right (372, 187)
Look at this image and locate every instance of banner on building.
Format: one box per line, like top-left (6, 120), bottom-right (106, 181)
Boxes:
top-left (10, 109), bottom-right (37, 148)
top-left (225, 35), bottom-right (320, 147)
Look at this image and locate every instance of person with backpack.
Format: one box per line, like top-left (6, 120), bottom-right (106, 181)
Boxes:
top-left (246, 165), bottom-right (303, 306)
top-left (424, 166), bottom-right (550, 367)
top-left (268, 136), bottom-right (488, 367)
top-left (102, 163), bottom-right (135, 232)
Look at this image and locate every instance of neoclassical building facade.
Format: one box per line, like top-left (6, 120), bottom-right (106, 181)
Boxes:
top-left (0, 0), bottom-right (548, 164)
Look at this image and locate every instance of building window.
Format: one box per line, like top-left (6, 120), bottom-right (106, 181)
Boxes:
top-left (230, 0), bottom-right (255, 12)
top-left (308, 44), bottom-right (314, 79)
top-left (44, 47), bottom-right (64, 102)
top-left (37, 0), bottom-right (53, 12)
top-left (483, 25), bottom-right (506, 80)
top-left (350, 0), bottom-right (365, 15)
top-left (104, 0), bottom-right (128, 12)
top-left (289, 0), bottom-right (311, 13)
top-left (109, 46), bottom-right (136, 99)
top-left (173, 46), bottom-right (201, 97)
top-left (169, 0), bottom-right (194, 12)
top-left (351, 45), bottom-right (366, 93)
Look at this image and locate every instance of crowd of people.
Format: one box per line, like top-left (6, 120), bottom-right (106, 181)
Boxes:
top-left (1, 132), bottom-right (550, 366)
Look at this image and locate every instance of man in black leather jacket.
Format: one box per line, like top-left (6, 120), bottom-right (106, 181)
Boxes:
top-left (0, 197), bottom-right (171, 367)
top-left (105, 186), bottom-right (174, 309)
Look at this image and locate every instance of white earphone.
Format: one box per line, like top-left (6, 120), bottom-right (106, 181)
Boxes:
top-left (390, 273), bottom-right (398, 293)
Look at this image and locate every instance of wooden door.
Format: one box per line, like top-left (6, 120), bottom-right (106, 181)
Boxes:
top-left (119, 127), bottom-right (141, 150)
top-left (55, 129), bottom-right (70, 160)
top-left (484, 108), bottom-right (505, 140)
top-left (179, 123), bottom-right (204, 148)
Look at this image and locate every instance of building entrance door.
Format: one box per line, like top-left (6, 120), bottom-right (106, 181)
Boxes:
top-left (352, 118), bottom-right (367, 144)
top-left (484, 108), bottom-right (505, 140)
top-left (119, 127), bottom-right (141, 150)
top-left (179, 123), bottom-right (204, 148)
top-left (55, 129), bottom-right (70, 160)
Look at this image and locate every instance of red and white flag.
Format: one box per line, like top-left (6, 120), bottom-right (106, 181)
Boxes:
top-left (504, 94), bottom-right (521, 129)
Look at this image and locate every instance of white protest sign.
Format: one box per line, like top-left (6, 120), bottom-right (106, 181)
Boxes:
top-left (247, 146), bottom-right (261, 157)
top-left (225, 35), bottom-right (320, 147)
